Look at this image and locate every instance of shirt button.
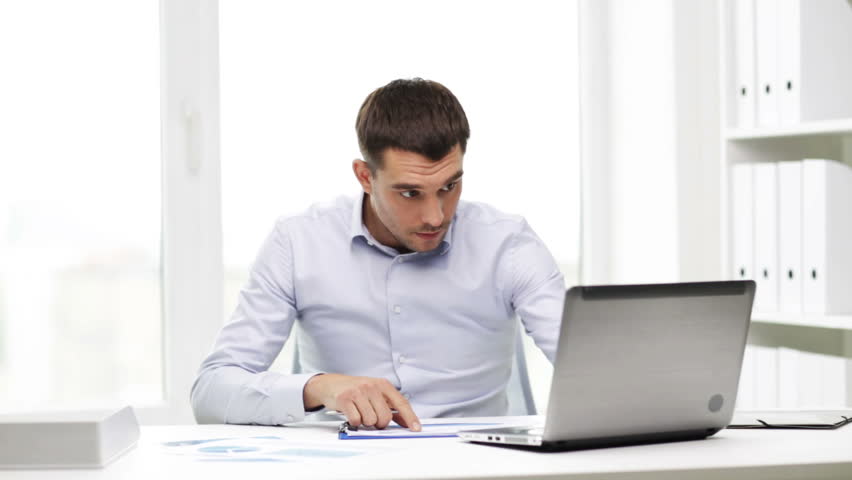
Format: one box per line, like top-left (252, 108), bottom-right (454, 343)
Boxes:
top-left (399, 355), bottom-right (407, 364)
top-left (398, 257), bottom-right (406, 263)
top-left (287, 415), bottom-right (294, 422)
top-left (393, 305), bottom-right (401, 314)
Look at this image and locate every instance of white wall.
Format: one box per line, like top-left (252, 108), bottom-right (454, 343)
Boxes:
top-left (673, 0), bottom-right (723, 282)
top-left (581, 0), bottom-right (722, 284)
top-left (608, 0), bottom-right (680, 284)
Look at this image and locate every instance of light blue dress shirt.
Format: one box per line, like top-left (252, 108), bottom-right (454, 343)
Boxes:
top-left (191, 193), bottom-right (564, 425)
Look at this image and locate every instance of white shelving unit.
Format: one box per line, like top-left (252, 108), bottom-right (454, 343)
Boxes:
top-left (751, 313), bottom-right (852, 331)
top-left (720, 2), bottom-right (852, 329)
top-left (718, 0), bottom-right (852, 409)
top-left (722, 128), bottom-right (852, 334)
top-left (727, 118), bottom-right (852, 141)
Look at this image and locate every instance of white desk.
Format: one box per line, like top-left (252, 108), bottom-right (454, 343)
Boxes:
top-left (5, 416), bottom-right (852, 479)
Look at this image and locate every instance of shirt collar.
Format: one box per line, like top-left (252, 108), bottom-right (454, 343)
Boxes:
top-left (349, 192), bottom-right (369, 241)
top-left (349, 193), bottom-right (454, 256)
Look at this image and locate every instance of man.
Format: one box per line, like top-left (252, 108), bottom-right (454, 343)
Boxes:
top-left (191, 78), bottom-right (564, 431)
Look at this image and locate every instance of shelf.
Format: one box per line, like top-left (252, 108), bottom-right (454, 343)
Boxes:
top-left (751, 312), bottom-right (852, 330)
top-left (726, 118), bottom-right (852, 140)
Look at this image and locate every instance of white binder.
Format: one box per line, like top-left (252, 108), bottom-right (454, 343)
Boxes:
top-left (731, 164), bottom-right (755, 282)
top-left (777, 0), bottom-right (801, 125)
top-left (802, 159), bottom-right (852, 314)
top-left (777, 347), bottom-right (799, 409)
top-left (820, 353), bottom-right (848, 408)
top-left (736, 345), bottom-right (757, 410)
top-left (779, 347), bottom-right (848, 409)
top-left (777, 0), bottom-right (852, 124)
top-left (752, 345), bottom-right (779, 409)
top-left (735, 0), bottom-right (757, 128)
top-left (752, 162), bottom-right (779, 313)
top-left (777, 161), bottom-right (802, 314)
top-left (754, 0), bottom-right (780, 127)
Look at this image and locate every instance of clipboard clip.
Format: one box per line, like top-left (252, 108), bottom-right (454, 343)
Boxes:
top-left (339, 421), bottom-right (357, 433)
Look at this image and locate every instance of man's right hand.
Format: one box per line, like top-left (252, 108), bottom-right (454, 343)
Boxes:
top-left (303, 373), bottom-right (422, 431)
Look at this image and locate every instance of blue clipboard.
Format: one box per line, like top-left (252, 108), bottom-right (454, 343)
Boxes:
top-left (338, 422), bottom-right (498, 440)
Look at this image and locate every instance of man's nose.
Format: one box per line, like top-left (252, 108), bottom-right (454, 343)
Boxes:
top-left (422, 196), bottom-right (444, 228)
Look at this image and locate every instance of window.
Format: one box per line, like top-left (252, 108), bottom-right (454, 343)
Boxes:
top-left (0, 1), bottom-right (161, 408)
top-left (220, 0), bottom-right (581, 408)
top-left (0, 0), bottom-right (580, 419)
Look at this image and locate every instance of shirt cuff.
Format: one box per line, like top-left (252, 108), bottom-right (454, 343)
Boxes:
top-left (238, 372), bottom-right (323, 426)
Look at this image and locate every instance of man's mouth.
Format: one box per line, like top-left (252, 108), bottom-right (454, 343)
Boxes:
top-left (415, 230), bottom-right (441, 239)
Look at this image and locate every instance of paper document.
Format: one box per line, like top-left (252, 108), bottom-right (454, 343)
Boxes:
top-left (162, 435), bottom-right (388, 462)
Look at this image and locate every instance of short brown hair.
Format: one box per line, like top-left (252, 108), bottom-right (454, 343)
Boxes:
top-left (355, 78), bottom-right (470, 173)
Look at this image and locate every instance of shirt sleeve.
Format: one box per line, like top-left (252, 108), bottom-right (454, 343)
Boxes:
top-left (506, 220), bottom-right (565, 363)
top-left (190, 219), bottom-right (319, 425)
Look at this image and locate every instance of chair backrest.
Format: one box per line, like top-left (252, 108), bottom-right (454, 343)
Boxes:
top-left (506, 324), bottom-right (538, 415)
top-left (291, 320), bottom-right (538, 416)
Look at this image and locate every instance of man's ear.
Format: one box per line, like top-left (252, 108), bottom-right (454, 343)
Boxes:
top-left (352, 159), bottom-right (374, 194)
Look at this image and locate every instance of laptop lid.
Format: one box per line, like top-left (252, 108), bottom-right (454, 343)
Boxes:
top-left (542, 280), bottom-right (755, 443)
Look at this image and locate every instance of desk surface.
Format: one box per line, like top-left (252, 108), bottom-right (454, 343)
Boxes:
top-left (6, 416), bottom-right (852, 479)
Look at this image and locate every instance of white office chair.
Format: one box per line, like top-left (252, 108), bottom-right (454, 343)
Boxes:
top-left (506, 324), bottom-right (538, 415)
top-left (290, 320), bottom-right (538, 416)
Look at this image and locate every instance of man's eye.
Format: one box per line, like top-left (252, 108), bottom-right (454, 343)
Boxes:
top-left (441, 182), bottom-right (457, 192)
top-left (401, 190), bottom-right (419, 199)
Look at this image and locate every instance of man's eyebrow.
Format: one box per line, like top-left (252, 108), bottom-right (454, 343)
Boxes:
top-left (391, 170), bottom-right (464, 190)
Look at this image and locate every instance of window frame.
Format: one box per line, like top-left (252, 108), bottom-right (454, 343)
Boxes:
top-left (135, 0), bottom-right (223, 424)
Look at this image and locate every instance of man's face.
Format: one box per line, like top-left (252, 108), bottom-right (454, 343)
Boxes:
top-left (356, 144), bottom-right (463, 253)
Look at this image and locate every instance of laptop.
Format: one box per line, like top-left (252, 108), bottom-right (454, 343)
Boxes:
top-left (459, 280), bottom-right (756, 451)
